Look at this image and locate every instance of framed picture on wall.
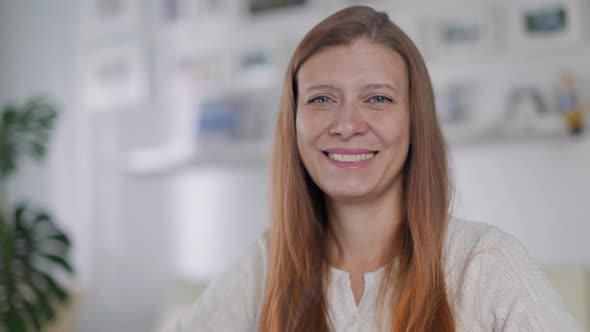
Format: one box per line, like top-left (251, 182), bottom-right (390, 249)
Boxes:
top-left (419, 6), bottom-right (500, 62)
top-left (248, 0), bottom-right (306, 15)
top-left (236, 50), bottom-right (277, 88)
top-left (230, 35), bottom-right (285, 92)
top-left (506, 0), bottom-right (588, 51)
top-left (434, 80), bottom-right (494, 144)
top-left (194, 90), bottom-right (276, 146)
top-left (159, 41), bottom-right (232, 103)
top-left (155, 0), bottom-right (234, 29)
top-left (170, 54), bottom-right (231, 104)
top-left (81, 45), bottom-right (148, 110)
top-left (82, 0), bottom-right (142, 38)
top-left (196, 0), bottom-right (233, 16)
top-left (496, 84), bottom-right (563, 138)
top-left (156, 0), bottom-right (192, 25)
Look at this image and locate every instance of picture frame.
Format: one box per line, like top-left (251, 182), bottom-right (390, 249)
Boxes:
top-left (496, 84), bottom-right (563, 138)
top-left (190, 42), bottom-right (280, 147)
top-left (81, 44), bottom-right (149, 110)
top-left (159, 41), bottom-right (232, 105)
top-left (154, 0), bottom-right (234, 33)
top-left (433, 80), bottom-right (494, 144)
top-left (155, 0), bottom-right (194, 26)
top-left (506, 0), bottom-right (588, 51)
top-left (195, 0), bottom-right (234, 18)
top-left (194, 89), bottom-right (276, 146)
top-left (418, 6), bottom-right (500, 62)
top-left (236, 49), bottom-right (277, 89)
top-left (248, 0), bottom-right (306, 15)
top-left (230, 35), bottom-right (285, 92)
top-left (81, 0), bottom-right (142, 39)
top-left (434, 75), bottom-right (569, 145)
top-left (154, 37), bottom-right (236, 159)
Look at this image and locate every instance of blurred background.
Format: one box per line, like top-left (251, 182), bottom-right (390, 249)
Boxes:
top-left (0, 0), bottom-right (589, 331)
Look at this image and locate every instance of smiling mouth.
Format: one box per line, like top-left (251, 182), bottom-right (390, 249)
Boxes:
top-left (323, 151), bottom-right (378, 163)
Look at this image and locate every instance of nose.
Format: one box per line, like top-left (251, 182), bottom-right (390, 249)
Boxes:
top-left (328, 102), bottom-right (369, 139)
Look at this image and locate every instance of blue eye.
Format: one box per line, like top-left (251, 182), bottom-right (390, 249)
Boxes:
top-left (308, 96), bottom-right (335, 104)
top-left (368, 95), bottom-right (393, 104)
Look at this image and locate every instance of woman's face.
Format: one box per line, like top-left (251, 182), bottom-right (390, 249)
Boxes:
top-left (295, 38), bottom-right (410, 203)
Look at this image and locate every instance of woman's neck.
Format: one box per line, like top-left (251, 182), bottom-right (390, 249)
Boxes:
top-left (325, 184), bottom-right (403, 273)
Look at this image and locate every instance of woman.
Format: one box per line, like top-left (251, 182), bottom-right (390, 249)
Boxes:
top-left (172, 6), bottom-right (583, 332)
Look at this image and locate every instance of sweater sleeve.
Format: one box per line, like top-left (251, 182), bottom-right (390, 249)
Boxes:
top-left (169, 234), bottom-right (268, 332)
top-left (458, 226), bottom-right (585, 332)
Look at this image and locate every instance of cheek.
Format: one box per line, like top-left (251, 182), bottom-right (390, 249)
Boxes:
top-left (371, 112), bottom-right (410, 145)
top-left (296, 112), bottom-right (320, 174)
top-left (295, 111), bottom-right (314, 161)
top-left (296, 109), bottom-right (326, 143)
top-left (295, 112), bottom-right (307, 146)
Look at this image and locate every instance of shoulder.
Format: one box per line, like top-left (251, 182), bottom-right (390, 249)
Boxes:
top-left (171, 231), bottom-right (270, 332)
top-left (443, 217), bottom-right (527, 264)
top-left (442, 216), bottom-right (558, 284)
top-left (444, 216), bottom-right (505, 254)
top-left (442, 217), bottom-right (535, 297)
top-left (443, 217), bottom-right (583, 331)
top-left (443, 217), bottom-right (517, 292)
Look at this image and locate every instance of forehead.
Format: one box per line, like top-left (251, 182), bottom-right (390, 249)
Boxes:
top-left (297, 39), bottom-right (408, 93)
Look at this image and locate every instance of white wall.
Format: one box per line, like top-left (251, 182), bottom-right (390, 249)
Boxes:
top-left (172, 167), bottom-right (270, 281)
top-left (451, 136), bottom-right (590, 265)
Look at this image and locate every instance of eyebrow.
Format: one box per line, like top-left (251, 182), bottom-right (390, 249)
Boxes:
top-left (303, 83), bottom-right (401, 95)
top-left (362, 83), bottom-right (400, 94)
top-left (303, 84), bottom-right (338, 94)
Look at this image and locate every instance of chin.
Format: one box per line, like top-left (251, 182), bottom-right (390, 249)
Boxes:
top-left (321, 182), bottom-right (375, 201)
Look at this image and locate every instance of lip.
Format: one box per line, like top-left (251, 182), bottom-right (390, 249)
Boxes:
top-left (322, 148), bottom-right (379, 169)
top-left (323, 148), bottom-right (377, 154)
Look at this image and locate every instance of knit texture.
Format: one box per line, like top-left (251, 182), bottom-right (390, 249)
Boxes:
top-left (172, 218), bottom-right (585, 331)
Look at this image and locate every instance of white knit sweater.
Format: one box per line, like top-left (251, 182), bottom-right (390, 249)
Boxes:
top-left (172, 218), bottom-right (585, 331)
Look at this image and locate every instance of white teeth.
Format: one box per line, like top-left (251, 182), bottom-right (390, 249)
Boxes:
top-left (328, 152), bottom-right (376, 163)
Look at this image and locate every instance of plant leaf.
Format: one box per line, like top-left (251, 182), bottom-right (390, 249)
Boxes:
top-left (29, 281), bottom-right (55, 322)
top-left (3, 308), bottom-right (27, 332)
top-left (42, 233), bottom-right (71, 248)
top-left (38, 254), bottom-right (73, 274)
top-left (13, 204), bottom-right (27, 233)
top-left (21, 298), bottom-right (42, 331)
top-left (0, 97), bottom-right (58, 177)
top-left (37, 112), bottom-right (57, 129)
top-left (13, 202), bottom-right (27, 220)
top-left (34, 269), bottom-right (68, 303)
top-left (29, 142), bottom-right (45, 160)
top-left (1, 107), bottom-right (17, 125)
top-left (31, 213), bottom-right (51, 226)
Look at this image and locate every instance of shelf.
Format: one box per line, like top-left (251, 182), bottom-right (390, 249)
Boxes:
top-left (125, 141), bottom-right (271, 176)
top-left (446, 129), bottom-right (589, 150)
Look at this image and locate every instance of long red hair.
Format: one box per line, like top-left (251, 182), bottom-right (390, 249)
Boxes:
top-left (258, 5), bottom-right (454, 332)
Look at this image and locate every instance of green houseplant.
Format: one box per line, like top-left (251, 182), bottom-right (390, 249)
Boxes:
top-left (0, 98), bottom-right (73, 332)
